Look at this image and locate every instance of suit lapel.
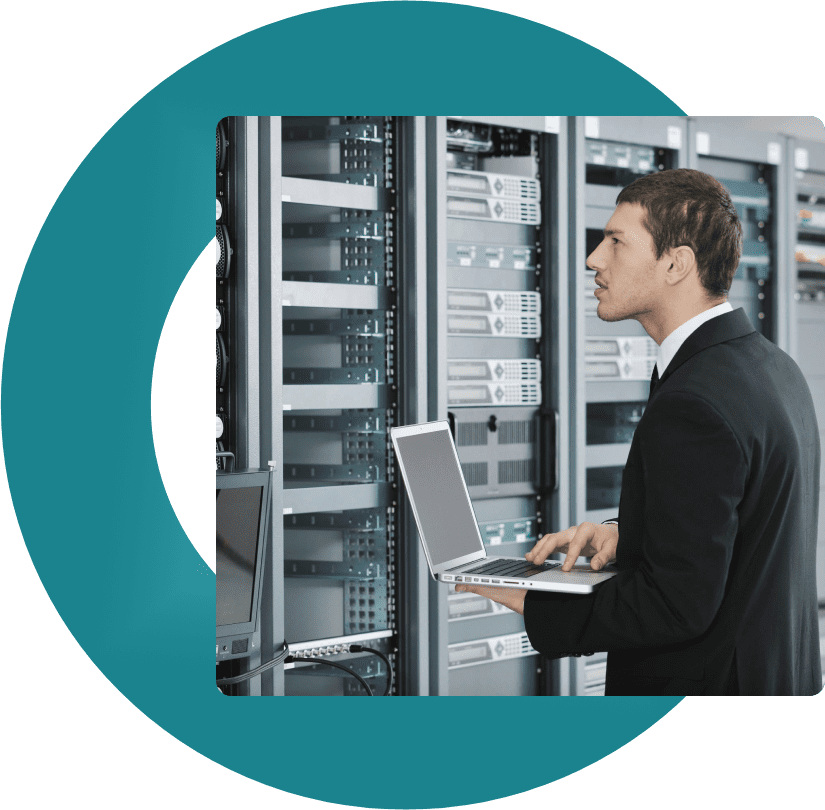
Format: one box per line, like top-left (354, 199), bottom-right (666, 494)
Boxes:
top-left (656, 307), bottom-right (756, 390)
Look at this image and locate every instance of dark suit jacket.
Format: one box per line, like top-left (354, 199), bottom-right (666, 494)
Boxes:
top-left (524, 308), bottom-right (823, 695)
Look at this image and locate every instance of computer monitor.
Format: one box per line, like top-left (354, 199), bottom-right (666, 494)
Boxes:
top-left (216, 469), bottom-right (272, 662)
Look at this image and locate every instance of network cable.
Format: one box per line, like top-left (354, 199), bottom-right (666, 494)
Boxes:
top-left (216, 641), bottom-right (394, 696)
top-left (216, 642), bottom-right (290, 687)
top-left (286, 656), bottom-right (374, 696)
top-left (350, 645), bottom-right (394, 696)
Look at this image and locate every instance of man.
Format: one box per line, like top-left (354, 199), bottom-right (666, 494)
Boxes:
top-left (456, 168), bottom-right (822, 695)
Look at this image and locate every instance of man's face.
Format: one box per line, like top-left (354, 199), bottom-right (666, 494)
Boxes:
top-left (586, 202), bottom-right (666, 323)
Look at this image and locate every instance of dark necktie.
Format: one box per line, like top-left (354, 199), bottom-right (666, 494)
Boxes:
top-left (648, 365), bottom-right (660, 402)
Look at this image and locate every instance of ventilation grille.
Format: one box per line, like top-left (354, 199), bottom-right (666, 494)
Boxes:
top-left (509, 292), bottom-right (539, 313)
top-left (517, 360), bottom-right (540, 380)
top-left (343, 335), bottom-right (380, 367)
top-left (515, 316), bottom-right (541, 337)
top-left (216, 333), bottom-right (227, 388)
top-left (346, 582), bottom-right (382, 634)
top-left (518, 179), bottom-right (539, 199)
top-left (518, 202), bottom-right (540, 223)
top-left (498, 420), bottom-right (535, 445)
top-left (215, 121), bottom-right (229, 172)
top-left (456, 423), bottom-right (488, 446)
top-left (216, 121), bottom-right (228, 171)
top-left (344, 435), bottom-right (383, 464)
top-left (518, 633), bottom-right (534, 655)
top-left (461, 462), bottom-right (488, 487)
top-left (498, 459), bottom-right (535, 484)
top-left (584, 659), bottom-right (607, 696)
top-left (216, 223), bottom-right (231, 278)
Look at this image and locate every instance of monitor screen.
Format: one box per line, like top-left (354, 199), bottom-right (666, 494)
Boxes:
top-left (216, 485), bottom-right (263, 626)
top-left (394, 428), bottom-right (483, 567)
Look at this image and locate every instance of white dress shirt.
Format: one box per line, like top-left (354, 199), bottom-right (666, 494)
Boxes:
top-left (656, 301), bottom-right (733, 376)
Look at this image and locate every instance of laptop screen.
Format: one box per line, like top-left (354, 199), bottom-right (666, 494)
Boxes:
top-left (394, 427), bottom-right (483, 567)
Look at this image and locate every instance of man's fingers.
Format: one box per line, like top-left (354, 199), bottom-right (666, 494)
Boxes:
top-left (590, 552), bottom-right (609, 571)
top-left (454, 583), bottom-right (527, 614)
top-left (561, 522), bottom-right (596, 571)
top-left (525, 527), bottom-right (574, 564)
top-left (590, 526), bottom-right (619, 570)
top-left (561, 551), bottom-right (579, 571)
top-left (526, 522), bottom-right (614, 569)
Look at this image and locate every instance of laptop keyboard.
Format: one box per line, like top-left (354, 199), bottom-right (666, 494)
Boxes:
top-left (458, 559), bottom-right (561, 580)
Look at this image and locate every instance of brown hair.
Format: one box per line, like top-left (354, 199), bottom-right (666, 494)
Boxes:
top-left (616, 168), bottom-right (742, 298)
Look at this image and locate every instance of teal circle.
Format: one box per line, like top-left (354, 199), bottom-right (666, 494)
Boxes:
top-left (3, 3), bottom-right (684, 807)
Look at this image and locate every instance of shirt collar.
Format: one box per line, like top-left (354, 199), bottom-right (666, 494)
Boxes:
top-left (657, 301), bottom-right (733, 375)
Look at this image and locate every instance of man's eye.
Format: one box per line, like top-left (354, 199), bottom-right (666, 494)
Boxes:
top-left (611, 238), bottom-right (619, 245)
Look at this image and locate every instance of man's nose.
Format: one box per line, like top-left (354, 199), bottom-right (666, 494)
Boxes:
top-left (586, 247), bottom-right (605, 272)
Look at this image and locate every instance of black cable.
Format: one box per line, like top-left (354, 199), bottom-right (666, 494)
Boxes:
top-left (286, 656), bottom-right (374, 696)
top-left (215, 641), bottom-right (393, 696)
top-left (216, 642), bottom-right (290, 687)
top-left (350, 644), bottom-right (394, 696)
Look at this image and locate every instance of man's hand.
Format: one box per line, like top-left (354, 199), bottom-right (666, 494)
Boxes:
top-left (453, 523), bottom-right (617, 612)
top-left (453, 583), bottom-right (527, 615)
top-left (526, 521), bottom-right (618, 571)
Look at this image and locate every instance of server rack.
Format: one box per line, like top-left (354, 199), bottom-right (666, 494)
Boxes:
top-left (214, 117), bottom-right (431, 697)
top-left (425, 116), bottom-right (565, 695)
top-left (791, 137), bottom-right (825, 608)
top-left (273, 117), bottom-right (401, 695)
top-left (686, 118), bottom-right (793, 351)
top-left (567, 116), bottom-right (688, 696)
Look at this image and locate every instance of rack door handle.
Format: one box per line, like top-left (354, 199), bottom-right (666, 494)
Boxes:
top-left (540, 409), bottom-right (559, 495)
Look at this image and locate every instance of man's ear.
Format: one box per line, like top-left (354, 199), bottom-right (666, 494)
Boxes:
top-left (663, 245), bottom-right (697, 287)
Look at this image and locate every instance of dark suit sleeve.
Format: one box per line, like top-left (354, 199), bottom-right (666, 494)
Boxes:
top-left (524, 391), bottom-right (747, 656)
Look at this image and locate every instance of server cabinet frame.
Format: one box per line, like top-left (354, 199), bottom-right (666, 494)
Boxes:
top-left (397, 116), bottom-right (433, 696)
top-left (425, 116), bottom-right (450, 694)
top-left (257, 116), bottom-right (285, 696)
top-left (539, 118), bottom-right (572, 697)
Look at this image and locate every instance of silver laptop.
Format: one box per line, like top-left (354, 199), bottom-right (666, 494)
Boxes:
top-left (390, 420), bottom-right (617, 595)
